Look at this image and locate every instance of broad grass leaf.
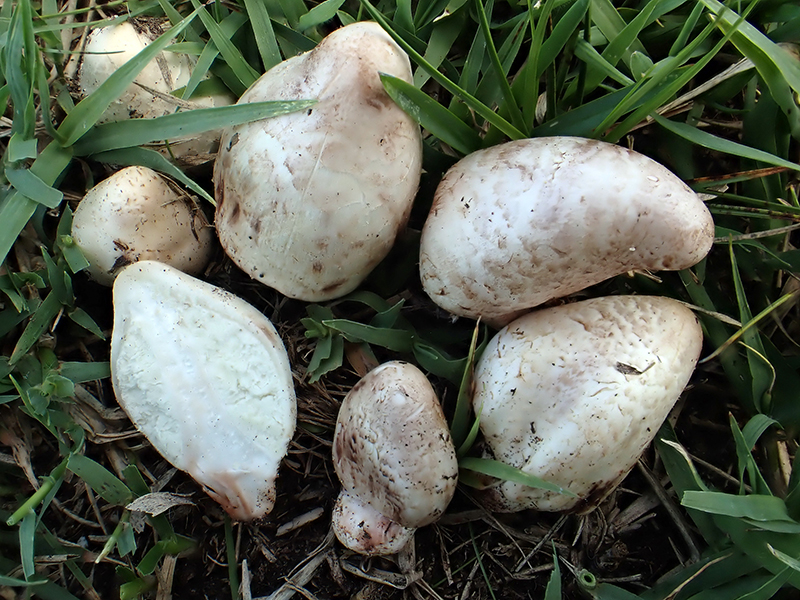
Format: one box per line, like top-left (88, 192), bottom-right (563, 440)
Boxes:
top-left (72, 100), bottom-right (315, 155)
top-left (730, 415), bottom-right (773, 496)
top-left (67, 454), bottom-right (133, 505)
top-left (5, 167), bottom-right (63, 209)
top-left (9, 292), bottom-right (62, 366)
top-left (450, 320), bottom-right (481, 450)
top-left (58, 362), bottom-right (110, 383)
top-left (380, 73), bottom-right (482, 155)
top-left (321, 319), bottom-right (414, 352)
top-left (682, 491), bottom-right (796, 524)
top-left (544, 545), bottom-right (561, 600)
top-left (297, 0), bottom-right (345, 31)
top-left (20, 510), bottom-right (36, 579)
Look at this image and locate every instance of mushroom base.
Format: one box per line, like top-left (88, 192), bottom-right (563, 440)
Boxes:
top-left (332, 491), bottom-right (414, 556)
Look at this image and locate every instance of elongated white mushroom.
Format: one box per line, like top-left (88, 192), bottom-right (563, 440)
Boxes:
top-left (420, 137), bottom-right (714, 325)
top-left (111, 261), bottom-right (296, 520)
top-left (472, 295), bottom-right (703, 513)
top-left (332, 362), bottom-right (458, 555)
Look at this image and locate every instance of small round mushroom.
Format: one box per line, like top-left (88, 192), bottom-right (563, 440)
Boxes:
top-left (472, 295), bottom-right (703, 513)
top-left (214, 21), bottom-right (422, 301)
top-left (71, 166), bottom-right (214, 285)
top-left (419, 137), bottom-right (714, 325)
top-left (76, 19), bottom-right (234, 161)
top-left (111, 261), bottom-right (297, 521)
top-left (332, 361), bottom-right (458, 555)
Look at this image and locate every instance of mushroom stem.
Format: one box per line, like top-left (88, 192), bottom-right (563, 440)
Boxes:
top-left (332, 491), bottom-right (414, 556)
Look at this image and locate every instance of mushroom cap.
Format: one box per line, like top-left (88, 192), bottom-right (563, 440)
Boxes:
top-left (214, 21), bottom-right (422, 301)
top-left (111, 261), bottom-right (296, 520)
top-left (419, 137), bottom-right (714, 325)
top-left (72, 166), bottom-right (214, 285)
top-left (472, 295), bottom-right (703, 513)
top-left (332, 361), bottom-right (458, 553)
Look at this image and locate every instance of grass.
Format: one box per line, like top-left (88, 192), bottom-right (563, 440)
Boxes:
top-left (1, 0), bottom-right (800, 598)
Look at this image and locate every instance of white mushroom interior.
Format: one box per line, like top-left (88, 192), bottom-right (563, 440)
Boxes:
top-left (111, 261), bottom-right (296, 520)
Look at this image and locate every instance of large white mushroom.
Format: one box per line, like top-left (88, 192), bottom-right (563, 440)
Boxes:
top-left (71, 166), bottom-right (214, 285)
top-left (471, 295), bottom-right (703, 513)
top-left (214, 21), bottom-right (422, 301)
top-left (111, 261), bottom-right (296, 521)
top-left (332, 362), bottom-right (458, 555)
top-left (419, 137), bottom-right (714, 326)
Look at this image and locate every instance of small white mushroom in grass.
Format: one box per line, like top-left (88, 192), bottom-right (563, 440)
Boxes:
top-left (111, 261), bottom-right (296, 521)
top-left (332, 361), bottom-right (458, 555)
top-left (419, 137), bottom-right (714, 326)
top-left (75, 19), bottom-right (234, 162)
top-left (214, 21), bottom-right (422, 301)
top-left (472, 295), bottom-right (703, 514)
top-left (71, 166), bottom-right (214, 286)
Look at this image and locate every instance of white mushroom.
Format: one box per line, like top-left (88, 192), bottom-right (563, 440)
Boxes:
top-left (332, 361), bottom-right (458, 555)
top-left (214, 21), bottom-right (422, 301)
top-left (419, 137), bottom-right (714, 325)
top-left (471, 295), bottom-right (703, 513)
top-left (71, 166), bottom-right (214, 286)
top-left (76, 19), bottom-right (234, 161)
top-left (111, 261), bottom-right (296, 520)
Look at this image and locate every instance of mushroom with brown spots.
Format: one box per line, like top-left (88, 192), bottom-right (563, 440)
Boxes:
top-left (471, 295), bottom-right (703, 514)
top-left (332, 361), bottom-right (458, 555)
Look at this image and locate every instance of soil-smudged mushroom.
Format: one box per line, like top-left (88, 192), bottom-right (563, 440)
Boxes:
top-left (75, 19), bottom-right (233, 162)
top-left (72, 166), bottom-right (214, 285)
top-left (419, 137), bottom-right (714, 325)
top-left (332, 361), bottom-right (458, 555)
top-left (111, 261), bottom-right (296, 521)
top-left (472, 295), bottom-right (703, 513)
top-left (214, 21), bottom-right (422, 301)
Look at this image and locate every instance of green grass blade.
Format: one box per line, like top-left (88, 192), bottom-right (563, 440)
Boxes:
top-left (450, 320), bottom-right (481, 450)
top-left (9, 291), bottom-right (62, 366)
top-left (20, 510), bottom-right (36, 580)
top-left (544, 545), bottom-right (562, 600)
top-left (380, 73), bottom-right (481, 155)
top-left (682, 491), bottom-right (796, 523)
top-left (361, 0), bottom-right (526, 141)
top-left (66, 454), bottom-right (133, 506)
top-left (413, 8), bottom-right (465, 89)
top-left (473, 0), bottom-right (526, 133)
top-left (91, 146), bottom-right (215, 205)
top-left (459, 456), bottom-right (576, 496)
top-left (653, 114), bottom-right (800, 172)
top-left (730, 415), bottom-right (772, 496)
top-left (297, 0), bottom-right (346, 31)
top-left (73, 100), bottom-right (315, 155)
top-left (189, 2), bottom-right (258, 90)
top-left (4, 167), bottom-right (63, 209)
top-left (58, 12), bottom-right (198, 147)
top-left (242, 0), bottom-right (282, 70)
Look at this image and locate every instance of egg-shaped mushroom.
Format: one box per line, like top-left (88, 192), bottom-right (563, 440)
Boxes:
top-left (214, 21), bottom-right (422, 301)
top-left (419, 137), bottom-right (714, 325)
top-left (332, 361), bottom-right (458, 555)
top-left (71, 166), bottom-right (214, 286)
top-left (472, 295), bottom-right (702, 513)
top-left (111, 261), bottom-right (297, 521)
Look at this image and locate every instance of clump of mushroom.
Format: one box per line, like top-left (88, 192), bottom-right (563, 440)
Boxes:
top-left (75, 19), bottom-right (233, 162)
top-left (332, 361), bottom-right (458, 555)
top-left (419, 137), bottom-right (714, 325)
top-left (471, 295), bottom-right (703, 513)
top-left (71, 166), bottom-right (214, 285)
top-left (214, 21), bottom-right (422, 301)
top-left (111, 261), bottom-right (296, 521)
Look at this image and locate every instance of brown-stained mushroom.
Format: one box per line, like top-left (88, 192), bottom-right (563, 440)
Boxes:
top-left (332, 361), bottom-right (458, 555)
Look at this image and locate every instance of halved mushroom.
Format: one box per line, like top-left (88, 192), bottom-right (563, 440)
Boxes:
top-left (332, 361), bottom-right (458, 555)
top-left (472, 295), bottom-right (703, 513)
top-left (419, 137), bottom-right (714, 325)
top-left (111, 261), bottom-right (296, 520)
